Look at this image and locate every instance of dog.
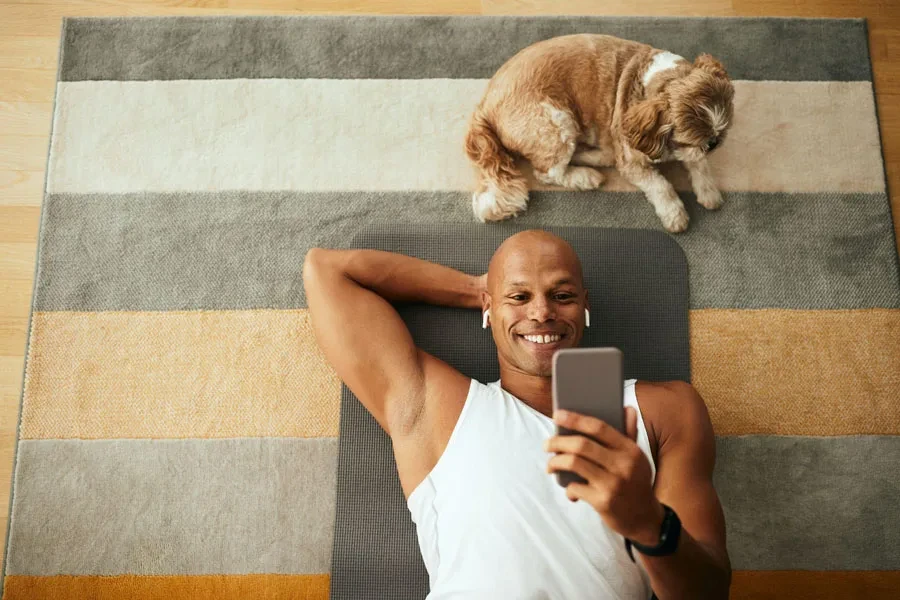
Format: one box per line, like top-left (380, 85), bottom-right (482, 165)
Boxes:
top-left (464, 34), bottom-right (734, 233)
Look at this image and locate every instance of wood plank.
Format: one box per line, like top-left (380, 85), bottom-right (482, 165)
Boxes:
top-left (0, 354), bottom-right (25, 577)
top-left (0, 243), bottom-right (38, 280)
top-left (0, 37), bottom-right (60, 70)
top-left (0, 357), bottom-right (26, 526)
top-left (0, 206), bottom-right (41, 243)
top-left (0, 0), bottom-right (480, 9)
top-left (0, 102), bottom-right (52, 137)
top-left (0, 2), bottom-right (479, 37)
top-left (0, 280), bottom-right (35, 319)
top-left (870, 28), bottom-right (900, 96)
top-left (0, 318), bottom-right (28, 356)
top-left (729, 0), bottom-right (896, 19)
top-left (482, 0), bottom-right (736, 15)
top-left (0, 68), bottom-right (56, 103)
top-left (0, 171), bottom-right (45, 206)
top-left (0, 137), bottom-right (48, 171)
top-left (224, 0), bottom-right (480, 13)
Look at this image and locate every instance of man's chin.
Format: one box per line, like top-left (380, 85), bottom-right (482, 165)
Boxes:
top-left (518, 356), bottom-right (554, 378)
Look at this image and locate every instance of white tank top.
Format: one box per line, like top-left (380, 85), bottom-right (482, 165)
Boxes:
top-left (407, 379), bottom-right (656, 600)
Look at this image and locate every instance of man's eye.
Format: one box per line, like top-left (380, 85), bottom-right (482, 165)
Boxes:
top-left (510, 294), bottom-right (528, 301)
top-left (554, 294), bottom-right (575, 301)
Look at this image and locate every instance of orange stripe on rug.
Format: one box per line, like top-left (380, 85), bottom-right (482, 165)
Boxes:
top-left (693, 309), bottom-right (900, 436)
top-left (731, 570), bottom-right (900, 599)
top-left (2, 574), bottom-right (328, 600)
top-left (20, 310), bottom-right (340, 439)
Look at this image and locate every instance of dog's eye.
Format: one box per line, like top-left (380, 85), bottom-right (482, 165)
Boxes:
top-left (707, 138), bottom-right (719, 152)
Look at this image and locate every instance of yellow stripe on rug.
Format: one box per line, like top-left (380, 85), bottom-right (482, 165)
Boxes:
top-left (20, 309), bottom-right (340, 439)
top-left (2, 574), bottom-right (329, 600)
top-left (693, 309), bottom-right (900, 435)
top-left (18, 309), bottom-right (900, 439)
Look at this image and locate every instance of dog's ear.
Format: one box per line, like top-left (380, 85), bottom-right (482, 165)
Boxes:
top-left (694, 54), bottom-right (728, 78)
top-left (622, 98), bottom-right (672, 159)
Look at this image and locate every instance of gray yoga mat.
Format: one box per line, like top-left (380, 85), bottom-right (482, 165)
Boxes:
top-left (330, 225), bottom-right (689, 599)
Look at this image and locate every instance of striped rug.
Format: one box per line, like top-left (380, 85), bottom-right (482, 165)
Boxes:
top-left (3, 16), bottom-right (899, 599)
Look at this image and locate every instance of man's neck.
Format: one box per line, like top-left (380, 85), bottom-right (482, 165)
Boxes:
top-left (498, 364), bottom-right (554, 417)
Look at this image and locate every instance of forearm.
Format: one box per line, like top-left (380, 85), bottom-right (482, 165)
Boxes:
top-left (640, 528), bottom-right (731, 600)
top-left (308, 248), bottom-right (482, 310)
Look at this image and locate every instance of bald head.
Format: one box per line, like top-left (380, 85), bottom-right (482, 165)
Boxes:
top-left (487, 230), bottom-right (584, 293)
top-left (482, 230), bottom-right (588, 378)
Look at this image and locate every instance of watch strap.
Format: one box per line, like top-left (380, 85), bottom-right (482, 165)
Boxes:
top-left (625, 504), bottom-right (681, 562)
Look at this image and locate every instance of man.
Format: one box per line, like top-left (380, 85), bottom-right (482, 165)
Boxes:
top-left (304, 230), bottom-right (730, 599)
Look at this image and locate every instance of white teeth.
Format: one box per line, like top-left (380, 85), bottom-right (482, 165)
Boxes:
top-left (523, 334), bottom-right (561, 344)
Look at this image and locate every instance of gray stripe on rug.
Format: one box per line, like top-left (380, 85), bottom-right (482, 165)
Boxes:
top-left (59, 16), bottom-right (872, 83)
top-left (4, 435), bottom-right (899, 574)
top-left (34, 191), bottom-right (900, 311)
top-left (715, 435), bottom-right (900, 571)
top-left (5, 438), bottom-right (338, 576)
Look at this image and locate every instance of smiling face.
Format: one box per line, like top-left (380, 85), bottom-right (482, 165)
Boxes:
top-left (484, 231), bottom-right (588, 377)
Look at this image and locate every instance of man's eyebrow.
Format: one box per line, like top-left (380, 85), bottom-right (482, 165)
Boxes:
top-left (505, 278), bottom-right (577, 289)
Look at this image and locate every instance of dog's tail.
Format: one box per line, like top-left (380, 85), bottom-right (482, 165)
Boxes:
top-left (464, 110), bottom-right (529, 222)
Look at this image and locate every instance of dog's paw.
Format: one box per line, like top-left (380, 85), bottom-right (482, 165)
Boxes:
top-left (472, 188), bottom-right (528, 222)
top-left (697, 188), bottom-right (724, 211)
top-left (659, 204), bottom-right (690, 233)
top-left (567, 167), bottom-right (605, 190)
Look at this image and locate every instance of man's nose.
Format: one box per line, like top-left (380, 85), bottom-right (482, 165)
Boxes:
top-left (527, 297), bottom-right (556, 322)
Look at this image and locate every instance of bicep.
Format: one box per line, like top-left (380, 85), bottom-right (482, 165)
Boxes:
top-left (303, 249), bottom-right (424, 434)
top-left (652, 386), bottom-right (729, 567)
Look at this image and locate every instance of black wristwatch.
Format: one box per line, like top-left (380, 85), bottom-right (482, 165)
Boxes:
top-left (625, 504), bottom-right (681, 562)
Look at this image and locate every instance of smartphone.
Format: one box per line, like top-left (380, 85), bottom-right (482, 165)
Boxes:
top-left (551, 347), bottom-right (625, 487)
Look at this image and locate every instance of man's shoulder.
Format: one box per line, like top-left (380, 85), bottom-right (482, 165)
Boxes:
top-left (634, 380), bottom-right (713, 441)
top-left (636, 379), bottom-right (700, 404)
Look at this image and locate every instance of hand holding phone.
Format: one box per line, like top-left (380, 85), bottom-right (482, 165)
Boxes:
top-left (551, 347), bottom-right (625, 487)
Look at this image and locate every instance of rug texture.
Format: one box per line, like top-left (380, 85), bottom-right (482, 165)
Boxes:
top-left (3, 15), bottom-right (900, 600)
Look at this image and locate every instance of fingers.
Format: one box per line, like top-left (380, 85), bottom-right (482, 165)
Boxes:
top-left (546, 453), bottom-right (615, 487)
top-left (553, 409), bottom-right (630, 449)
top-left (564, 480), bottom-right (613, 511)
top-left (543, 433), bottom-right (615, 467)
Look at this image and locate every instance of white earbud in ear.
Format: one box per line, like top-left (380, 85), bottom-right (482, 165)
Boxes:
top-left (585, 309), bottom-right (591, 328)
top-left (482, 311), bottom-right (490, 329)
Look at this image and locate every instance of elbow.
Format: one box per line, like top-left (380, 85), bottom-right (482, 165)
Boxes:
top-left (302, 247), bottom-right (331, 294)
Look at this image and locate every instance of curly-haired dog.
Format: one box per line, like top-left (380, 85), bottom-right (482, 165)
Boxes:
top-left (464, 34), bottom-right (734, 233)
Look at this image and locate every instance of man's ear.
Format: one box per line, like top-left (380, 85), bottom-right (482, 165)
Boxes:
top-left (694, 53), bottom-right (728, 78)
top-left (621, 98), bottom-right (672, 160)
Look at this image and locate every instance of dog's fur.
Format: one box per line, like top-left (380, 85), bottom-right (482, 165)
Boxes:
top-left (464, 34), bottom-right (734, 232)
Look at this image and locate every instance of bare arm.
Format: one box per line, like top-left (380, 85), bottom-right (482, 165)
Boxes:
top-left (302, 248), bottom-right (480, 435)
top-left (640, 382), bottom-right (731, 599)
top-left (544, 382), bottom-right (730, 599)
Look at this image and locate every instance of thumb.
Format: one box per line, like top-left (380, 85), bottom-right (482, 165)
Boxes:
top-left (625, 406), bottom-right (638, 442)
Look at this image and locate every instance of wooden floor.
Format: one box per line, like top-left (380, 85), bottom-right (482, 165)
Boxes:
top-left (1, 0), bottom-right (898, 573)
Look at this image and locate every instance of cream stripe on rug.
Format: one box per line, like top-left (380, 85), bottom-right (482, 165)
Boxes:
top-left (48, 80), bottom-right (884, 194)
